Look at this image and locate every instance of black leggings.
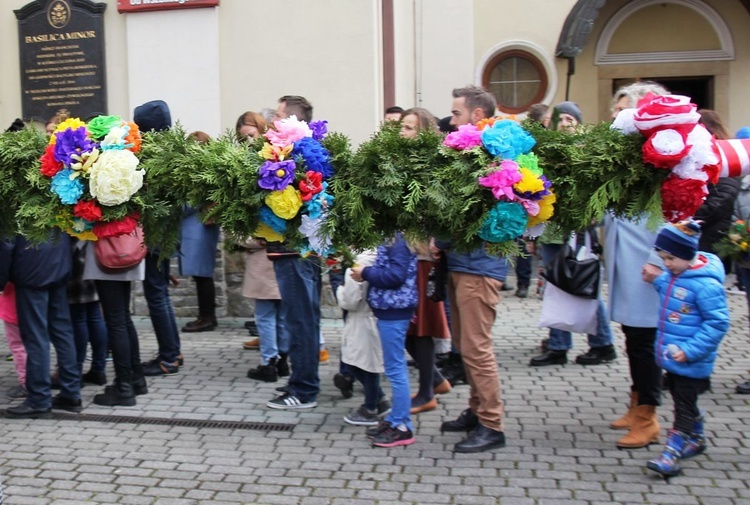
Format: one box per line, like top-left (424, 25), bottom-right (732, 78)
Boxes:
top-left (405, 334), bottom-right (445, 403)
top-left (621, 325), bottom-right (662, 406)
top-left (193, 276), bottom-right (216, 318)
top-left (666, 372), bottom-right (710, 434)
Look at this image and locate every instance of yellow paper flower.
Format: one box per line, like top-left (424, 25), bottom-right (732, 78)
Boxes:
top-left (49, 118), bottom-right (88, 145)
top-left (254, 223), bottom-right (284, 242)
top-left (67, 229), bottom-right (98, 241)
top-left (526, 191), bottom-right (556, 228)
top-left (514, 167), bottom-right (547, 195)
top-left (260, 143), bottom-right (293, 161)
top-left (70, 148), bottom-right (100, 178)
top-left (265, 186), bottom-right (303, 220)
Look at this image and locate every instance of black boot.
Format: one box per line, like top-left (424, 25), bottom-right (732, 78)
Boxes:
top-left (131, 362), bottom-right (149, 396)
top-left (247, 359), bottom-right (278, 383)
top-left (441, 353), bottom-right (467, 386)
top-left (276, 353), bottom-right (290, 378)
top-left (94, 379), bottom-right (136, 407)
top-left (575, 344), bottom-right (617, 365)
top-left (441, 408), bottom-right (479, 433)
top-left (454, 424), bottom-right (506, 453)
top-left (529, 349), bottom-right (567, 367)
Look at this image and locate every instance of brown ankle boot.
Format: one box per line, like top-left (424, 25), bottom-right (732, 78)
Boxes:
top-left (616, 404), bottom-right (660, 449)
top-left (610, 391), bottom-right (638, 430)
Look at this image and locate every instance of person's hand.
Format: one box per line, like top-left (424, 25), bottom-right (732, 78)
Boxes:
top-left (350, 265), bottom-right (365, 282)
top-left (169, 274), bottom-right (180, 287)
top-left (672, 349), bottom-right (687, 363)
top-left (641, 263), bottom-right (662, 283)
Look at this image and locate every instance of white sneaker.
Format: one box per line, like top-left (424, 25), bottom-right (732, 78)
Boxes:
top-left (266, 393), bottom-right (317, 410)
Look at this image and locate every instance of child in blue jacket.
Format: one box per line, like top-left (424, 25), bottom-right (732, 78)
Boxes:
top-left (642, 220), bottom-right (729, 479)
top-left (351, 234), bottom-right (418, 447)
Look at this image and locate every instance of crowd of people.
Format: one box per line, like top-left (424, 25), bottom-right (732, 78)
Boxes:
top-left (0, 82), bottom-right (746, 477)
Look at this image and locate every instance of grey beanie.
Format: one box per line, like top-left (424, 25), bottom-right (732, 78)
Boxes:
top-left (554, 101), bottom-right (583, 124)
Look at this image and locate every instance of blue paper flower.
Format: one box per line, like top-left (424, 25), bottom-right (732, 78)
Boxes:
top-left (305, 182), bottom-right (334, 219)
top-left (51, 168), bottom-right (85, 205)
top-left (478, 201), bottom-right (528, 243)
top-left (481, 120), bottom-right (536, 159)
top-left (259, 205), bottom-right (287, 233)
top-left (309, 120), bottom-right (328, 141)
top-left (54, 127), bottom-right (95, 166)
top-left (293, 137), bottom-right (334, 179)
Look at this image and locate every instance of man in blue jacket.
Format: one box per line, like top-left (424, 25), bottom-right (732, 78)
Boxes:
top-left (0, 233), bottom-right (81, 418)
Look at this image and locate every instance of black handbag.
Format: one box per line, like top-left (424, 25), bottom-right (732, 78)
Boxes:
top-left (541, 230), bottom-right (601, 299)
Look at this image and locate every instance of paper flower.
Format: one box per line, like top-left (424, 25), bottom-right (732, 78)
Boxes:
top-left (124, 122), bottom-right (142, 153)
top-left (299, 170), bottom-right (324, 202)
top-left (40, 144), bottom-right (63, 177)
top-left (260, 143), bottom-right (293, 162)
top-left (254, 223), bottom-right (284, 242)
top-left (661, 175), bottom-right (708, 222)
top-left (633, 94), bottom-right (700, 136)
top-left (642, 129), bottom-right (691, 169)
top-left (100, 125), bottom-right (130, 151)
top-left (258, 160), bottom-right (296, 191)
top-left (309, 120), bottom-right (328, 141)
top-left (526, 192), bottom-right (556, 228)
top-left (51, 168), bottom-right (84, 204)
top-left (73, 200), bottom-right (103, 222)
top-left (515, 153), bottom-right (541, 175)
top-left (306, 183), bottom-right (334, 219)
top-left (611, 109), bottom-right (639, 135)
top-left (53, 127), bottom-right (95, 166)
top-left (293, 138), bottom-right (334, 178)
top-left (265, 185), bottom-right (303, 220)
top-left (514, 168), bottom-right (551, 200)
top-left (48, 118), bottom-right (87, 145)
top-left (443, 124), bottom-right (483, 151)
top-left (70, 148), bottom-right (99, 177)
top-left (259, 205), bottom-right (287, 234)
top-left (478, 201), bottom-right (529, 243)
top-left (478, 160), bottom-right (522, 200)
top-left (481, 120), bottom-right (536, 159)
top-left (299, 214), bottom-right (333, 256)
top-left (87, 115), bottom-right (123, 139)
top-left (88, 149), bottom-right (144, 206)
top-left (265, 115), bottom-right (312, 148)
top-left (93, 214), bottom-right (139, 238)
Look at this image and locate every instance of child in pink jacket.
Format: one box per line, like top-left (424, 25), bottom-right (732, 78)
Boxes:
top-left (0, 283), bottom-right (27, 399)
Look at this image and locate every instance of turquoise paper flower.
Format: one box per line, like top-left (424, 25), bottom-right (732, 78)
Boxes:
top-left (51, 168), bottom-right (84, 205)
top-left (481, 120), bottom-right (536, 159)
top-left (478, 201), bottom-right (528, 243)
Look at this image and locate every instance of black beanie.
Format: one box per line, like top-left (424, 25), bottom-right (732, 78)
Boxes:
top-left (133, 100), bottom-right (172, 132)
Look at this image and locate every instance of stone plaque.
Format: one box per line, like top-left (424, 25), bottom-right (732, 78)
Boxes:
top-left (15, 0), bottom-right (107, 122)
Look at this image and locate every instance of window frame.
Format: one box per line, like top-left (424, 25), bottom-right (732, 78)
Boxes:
top-left (482, 49), bottom-right (548, 114)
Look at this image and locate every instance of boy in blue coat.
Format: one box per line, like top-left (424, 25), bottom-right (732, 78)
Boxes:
top-left (642, 220), bottom-right (729, 478)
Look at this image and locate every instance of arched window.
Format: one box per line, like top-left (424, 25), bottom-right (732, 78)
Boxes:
top-left (482, 50), bottom-right (548, 114)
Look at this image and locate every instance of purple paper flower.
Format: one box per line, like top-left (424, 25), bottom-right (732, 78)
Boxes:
top-left (258, 160), bottom-right (296, 191)
top-left (54, 127), bottom-right (95, 166)
top-left (309, 120), bottom-right (328, 141)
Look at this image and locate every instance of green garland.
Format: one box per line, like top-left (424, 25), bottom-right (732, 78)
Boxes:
top-left (0, 121), bottom-right (663, 256)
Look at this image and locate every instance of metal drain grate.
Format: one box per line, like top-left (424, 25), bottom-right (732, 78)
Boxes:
top-left (51, 412), bottom-right (295, 432)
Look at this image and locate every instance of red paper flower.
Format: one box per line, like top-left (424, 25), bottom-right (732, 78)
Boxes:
top-left (642, 129), bottom-right (691, 169)
top-left (73, 200), bottom-right (103, 222)
top-left (40, 144), bottom-right (63, 177)
top-left (634, 94), bottom-right (700, 137)
top-left (299, 170), bottom-right (323, 202)
top-left (93, 214), bottom-right (139, 238)
top-left (661, 176), bottom-right (708, 223)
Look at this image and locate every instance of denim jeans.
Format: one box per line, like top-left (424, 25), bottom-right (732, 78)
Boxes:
top-left (254, 299), bottom-right (289, 365)
top-left (377, 318), bottom-right (414, 431)
top-left (143, 253), bottom-right (181, 363)
top-left (70, 301), bottom-right (108, 374)
top-left (15, 284), bottom-right (80, 408)
top-left (540, 243), bottom-right (614, 350)
top-left (273, 256), bottom-right (321, 402)
top-left (96, 280), bottom-right (141, 385)
top-left (350, 365), bottom-right (385, 411)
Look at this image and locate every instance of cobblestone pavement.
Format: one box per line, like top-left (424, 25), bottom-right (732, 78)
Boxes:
top-left (0, 277), bottom-right (749, 504)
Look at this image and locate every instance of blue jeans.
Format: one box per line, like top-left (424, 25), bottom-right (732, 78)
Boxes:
top-left (274, 257), bottom-right (321, 402)
top-left (350, 366), bottom-right (385, 411)
top-left (143, 253), bottom-right (181, 363)
top-left (70, 301), bottom-right (108, 374)
top-left (377, 318), bottom-right (413, 431)
top-left (254, 299), bottom-right (289, 365)
top-left (15, 284), bottom-right (80, 407)
top-left (540, 243), bottom-right (613, 351)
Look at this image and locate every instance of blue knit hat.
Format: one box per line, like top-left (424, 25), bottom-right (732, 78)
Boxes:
top-left (654, 220), bottom-right (701, 260)
top-left (736, 126), bottom-right (750, 139)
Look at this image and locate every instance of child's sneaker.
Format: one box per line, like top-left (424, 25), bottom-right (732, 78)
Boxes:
top-left (372, 423), bottom-right (415, 448)
top-left (266, 393), bottom-right (317, 410)
top-left (365, 420), bottom-right (392, 439)
top-left (377, 398), bottom-right (392, 417)
top-left (344, 405), bottom-right (378, 426)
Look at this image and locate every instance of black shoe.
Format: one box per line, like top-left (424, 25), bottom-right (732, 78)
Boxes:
top-left (440, 408), bottom-right (479, 433)
top-left (333, 373), bottom-right (354, 399)
top-left (529, 349), bottom-right (568, 367)
top-left (365, 420), bottom-right (392, 439)
top-left (94, 385), bottom-right (136, 407)
top-left (82, 370), bottom-right (107, 386)
top-left (575, 345), bottom-right (617, 365)
top-left (177, 354), bottom-right (184, 367)
top-left (736, 380), bottom-right (750, 394)
top-left (244, 320), bottom-right (259, 336)
top-left (247, 361), bottom-right (278, 383)
top-left (454, 424), bottom-right (506, 453)
top-left (515, 286), bottom-right (528, 298)
top-left (182, 317), bottom-right (217, 333)
top-left (142, 358), bottom-right (179, 376)
top-left (275, 384), bottom-right (290, 393)
top-left (276, 353), bottom-right (290, 378)
top-left (5, 402), bottom-right (52, 419)
top-left (51, 394), bottom-right (83, 413)
top-left (435, 352), bottom-right (450, 368)
top-left (501, 282), bottom-right (514, 291)
top-left (540, 338), bottom-right (549, 352)
top-left (50, 374), bottom-right (61, 390)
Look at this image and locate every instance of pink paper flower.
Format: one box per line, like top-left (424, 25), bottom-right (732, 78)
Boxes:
top-left (443, 124), bottom-right (483, 151)
top-left (264, 115), bottom-right (312, 148)
top-left (478, 160), bottom-right (523, 200)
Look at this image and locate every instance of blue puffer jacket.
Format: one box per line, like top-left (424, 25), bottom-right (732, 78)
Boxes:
top-left (363, 235), bottom-right (418, 321)
top-left (653, 252), bottom-right (729, 379)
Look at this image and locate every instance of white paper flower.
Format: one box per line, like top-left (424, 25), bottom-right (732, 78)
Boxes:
top-left (89, 149), bottom-right (144, 206)
top-left (650, 129), bottom-right (686, 156)
top-left (100, 126), bottom-right (130, 150)
top-left (685, 124), bottom-right (719, 167)
top-left (299, 214), bottom-right (332, 256)
top-left (610, 109), bottom-right (638, 135)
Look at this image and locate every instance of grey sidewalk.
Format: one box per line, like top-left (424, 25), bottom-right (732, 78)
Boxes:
top-left (0, 280), bottom-right (749, 504)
